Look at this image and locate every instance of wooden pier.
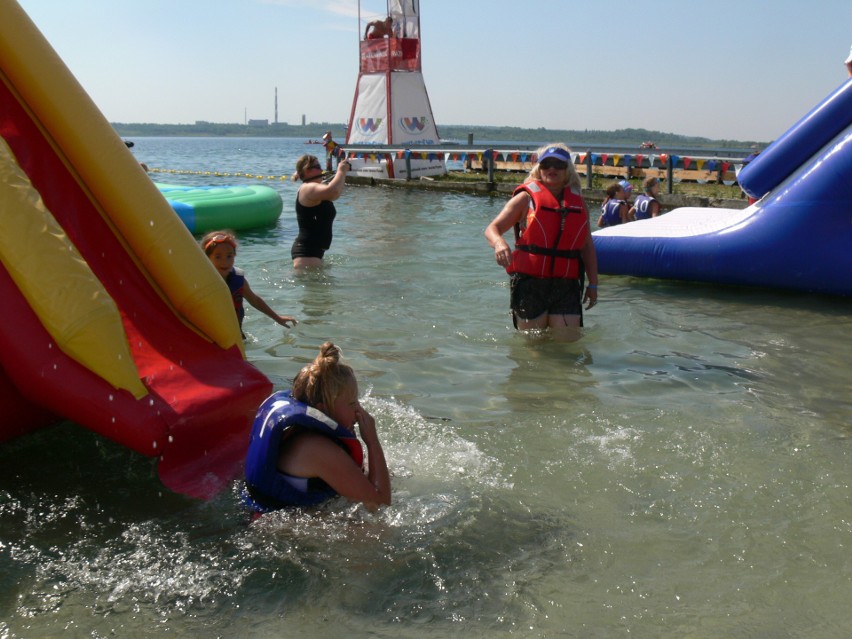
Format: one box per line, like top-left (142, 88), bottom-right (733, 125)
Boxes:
top-left (343, 145), bottom-right (746, 192)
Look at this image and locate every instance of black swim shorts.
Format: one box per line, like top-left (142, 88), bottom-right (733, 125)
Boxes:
top-left (291, 238), bottom-right (326, 260)
top-left (509, 273), bottom-right (582, 320)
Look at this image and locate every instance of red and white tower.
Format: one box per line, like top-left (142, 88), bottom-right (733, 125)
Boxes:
top-left (346, 1), bottom-right (445, 177)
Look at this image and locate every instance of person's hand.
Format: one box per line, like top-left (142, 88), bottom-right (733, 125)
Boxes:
top-left (494, 240), bottom-right (512, 267)
top-left (338, 160), bottom-right (351, 173)
top-left (354, 404), bottom-right (377, 442)
top-left (583, 285), bottom-right (598, 309)
top-left (277, 315), bottom-right (298, 328)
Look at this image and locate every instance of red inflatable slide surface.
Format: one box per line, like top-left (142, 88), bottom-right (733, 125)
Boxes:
top-left (0, 0), bottom-right (272, 498)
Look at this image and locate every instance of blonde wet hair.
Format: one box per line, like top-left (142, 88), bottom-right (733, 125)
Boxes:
top-left (527, 143), bottom-right (582, 193)
top-left (292, 342), bottom-right (357, 413)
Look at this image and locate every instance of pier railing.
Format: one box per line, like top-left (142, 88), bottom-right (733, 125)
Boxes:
top-left (342, 145), bottom-right (746, 192)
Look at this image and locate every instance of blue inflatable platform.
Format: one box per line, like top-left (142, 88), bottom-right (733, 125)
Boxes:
top-left (593, 78), bottom-right (852, 297)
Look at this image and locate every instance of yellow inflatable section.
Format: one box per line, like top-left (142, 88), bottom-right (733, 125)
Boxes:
top-left (0, 0), bottom-right (245, 369)
top-left (0, 139), bottom-right (146, 398)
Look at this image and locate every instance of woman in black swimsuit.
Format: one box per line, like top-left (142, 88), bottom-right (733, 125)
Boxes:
top-left (291, 154), bottom-right (350, 268)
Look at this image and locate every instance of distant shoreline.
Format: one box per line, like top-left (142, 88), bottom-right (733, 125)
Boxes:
top-left (112, 122), bottom-right (765, 151)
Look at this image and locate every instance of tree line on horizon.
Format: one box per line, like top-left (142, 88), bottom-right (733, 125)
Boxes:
top-left (111, 121), bottom-right (764, 149)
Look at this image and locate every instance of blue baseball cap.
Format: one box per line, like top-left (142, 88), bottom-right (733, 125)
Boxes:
top-left (537, 147), bottom-right (572, 164)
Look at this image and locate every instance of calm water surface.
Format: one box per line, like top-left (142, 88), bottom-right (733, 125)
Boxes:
top-left (1, 138), bottom-right (849, 638)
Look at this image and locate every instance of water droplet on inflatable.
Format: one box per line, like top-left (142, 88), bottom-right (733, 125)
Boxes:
top-left (108, 394), bottom-right (114, 401)
top-left (168, 435), bottom-right (174, 443)
top-left (153, 440), bottom-right (158, 449)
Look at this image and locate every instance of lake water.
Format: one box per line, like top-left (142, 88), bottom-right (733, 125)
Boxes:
top-left (2, 137), bottom-right (849, 638)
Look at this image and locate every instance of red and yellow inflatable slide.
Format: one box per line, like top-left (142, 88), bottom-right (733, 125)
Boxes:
top-left (0, 0), bottom-right (271, 498)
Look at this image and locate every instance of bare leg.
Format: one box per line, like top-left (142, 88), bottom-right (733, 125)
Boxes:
top-left (548, 314), bottom-right (582, 342)
top-left (514, 313), bottom-right (549, 332)
top-left (293, 256), bottom-right (323, 269)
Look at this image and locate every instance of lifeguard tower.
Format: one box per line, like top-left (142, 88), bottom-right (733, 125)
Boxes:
top-left (346, 0), bottom-right (446, 178)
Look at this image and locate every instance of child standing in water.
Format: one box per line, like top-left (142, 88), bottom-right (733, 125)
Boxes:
top-left (201, 230), bottom-right (298, 331)
top-left (244, 342), bottom-right (391, 512)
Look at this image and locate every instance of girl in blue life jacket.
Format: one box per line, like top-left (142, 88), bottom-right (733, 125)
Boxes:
top-left (201, 230), bottom-right (298, 331)
top-left (597, 180), bottom-right (633, 228)
top-left (629, 177), bottom-right (662, 221)
top-left (244, 342), bottom-right (391, 512)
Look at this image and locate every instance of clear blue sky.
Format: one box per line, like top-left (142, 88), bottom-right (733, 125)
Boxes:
top-left (14, 0), bottom-right (852, 142)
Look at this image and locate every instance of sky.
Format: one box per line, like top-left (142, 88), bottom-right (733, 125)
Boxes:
top-left (12, 0), bottom-right (852, 142)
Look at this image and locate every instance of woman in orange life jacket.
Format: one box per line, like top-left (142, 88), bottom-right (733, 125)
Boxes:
top-left (484, 143), bottom-right (599, 342)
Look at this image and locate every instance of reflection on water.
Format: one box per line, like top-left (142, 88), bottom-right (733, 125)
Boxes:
top-left (2, 138), bottom-right (850, 637)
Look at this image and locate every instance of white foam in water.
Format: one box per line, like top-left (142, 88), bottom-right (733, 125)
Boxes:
top-left (23, 521), bottom-right (243, 614)
top-left (249, 392), bottom-right (508, 537)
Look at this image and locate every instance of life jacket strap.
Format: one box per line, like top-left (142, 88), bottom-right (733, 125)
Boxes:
top-left (539, 204), bottom-right (585, 216)
top-left (516, 245), bottom-right (582, 259)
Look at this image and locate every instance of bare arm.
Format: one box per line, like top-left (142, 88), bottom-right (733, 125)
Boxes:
top-left (353, 405), bottom-right (391, 510)
top-left (484, 192), bottom-right (529, 268)
top-left (242, 280), bottom-right (297, 328)
top-left (298, 161), bottom-right (350, 206)
top-left (580, 219), bottom-right (599, 309)
top-left (278, 408), bottom-right (391, 512)
top-left (619, 202), bottom-right (630, 224)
